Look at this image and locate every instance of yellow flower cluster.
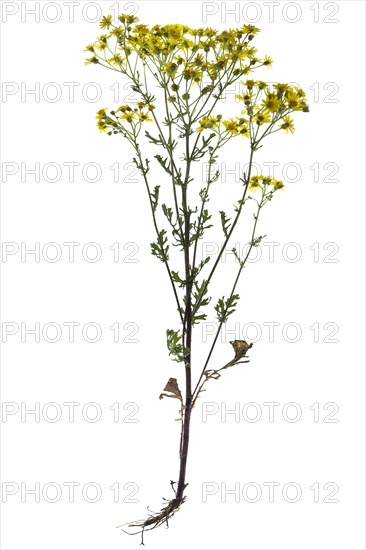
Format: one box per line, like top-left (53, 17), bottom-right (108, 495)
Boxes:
top-left (87, 16), bottom-right (309, 143)
top-left (223, 117), bottom-right (249, 136)
top-left (96, 102), bottom-right (154, 134)
top-left (236, 80), bottom-right (309, 133)
top-left (96, 108), bottom-right (114, 132)
top-left (196, 115), bottom-right (249, 136)
top-left (85, 14), bottom-right (272, 82)
top-left (249, 175), bottom-right (284, 191)
top-left (195, 80), bottom-right (308, 137)
top-left (197, 115), bottom-right (222, 133)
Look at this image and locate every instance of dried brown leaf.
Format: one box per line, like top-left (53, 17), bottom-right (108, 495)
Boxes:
top-left (159, 377), bottom-right (183, 403)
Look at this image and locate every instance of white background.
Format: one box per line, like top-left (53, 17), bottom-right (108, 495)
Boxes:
top-left (0, 1), bottom-right (365, 549)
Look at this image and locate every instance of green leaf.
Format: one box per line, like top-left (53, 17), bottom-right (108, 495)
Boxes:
top-left (214, 294), bottom-right (240, 323)
top-left (192, 256), bottom-right (211, 279)
top-left (250, 234), bottom-right (267, 247)
top-left (132, 156), bottom-right (150, 176)
top-left (219, 210), bottom-right (231, 238)
top-left (191, 209), bottom-right (213, 243)
top-left (166, 329), bottom-right (188, 362)
top-left (145, 130), bottom-right (163, 146)
top-left (232, 247), bottom-right (241, 263)
top-left (199, 188), bottom-right (209, 201)
top-left (190, 133), bottom-right (216, 162)
top-left (150, 229), bottom-right (169, 262)
top-left (192, 313), bottom-right (207, 325)
top-left (171, 271), bottom-right (186, 288)
top-left (192, 278), bottom-right (211, 323)
top-left (155, 154), bottom-right (173, 176)
top-left (150, 185), bottom-right (160, 212)
top-left (202, 209), bottom-right (212, 229)
top-left (162, 203), bottom-right (173, 223)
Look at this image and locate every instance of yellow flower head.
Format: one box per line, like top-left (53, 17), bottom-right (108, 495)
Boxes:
top-left (272, 180), bottom-right (285, 190)
top-left (274, 83), bottom-right (292, 95)
top-left (263, 55), bottom-right (273, 67)
top-left (96, 35), bottom-right (108, 51)
top-left (286, 91), bottom-right (301, 110)
top-left (118, 14), bottom-right (139, 24)
top-left (120, 111), bottom-right (138, 123)
top-left (241, 24), bottom-right (260, 35)
top-left (197, 115), bottom-right (221, 133)
top-left (223, 118), bottom-right (239, 135)
top-left (245, 79), bottom-right (256, 89)
top-left (96, 108), bottom-right (117, 133)
top-left (249, 176), bottom-right (262, 191)
top-left (85, 56), bottom-right (99, 65)
top-left (85, 43), bottom-right (95, 53)
top-left (262, 92), bottom-right (282, 113)
top-left (254, 111), bottom-right (271, 125)
top-left (248, 175), bottom-right (285, 192)
top-left (107, 53), bottom-right (125, 66)
top-left (280, 115), bottom-right (295, 134)
top-left (163, 62), bottom-right (179, 77)
top-left (116, 104), bottom-right (133, 113)
top-left (236, 117), bottom-right (249, 136)
top-left (100, 15), bottom-right (113, 29)
top-left (138, 112), bottom-right (153, 122)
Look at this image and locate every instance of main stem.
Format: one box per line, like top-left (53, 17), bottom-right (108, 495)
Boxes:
top-left (176, 133), bottom-right (255, 501)
top-left (176, 281), bottom-right (192, 500)
top-left (176, 121), bottom-right (193, 500)
top-left (176, 393), bottom-right (192, 500)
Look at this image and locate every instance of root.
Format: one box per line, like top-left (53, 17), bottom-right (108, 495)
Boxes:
top-left (117, 491), bottom-right (186, 545)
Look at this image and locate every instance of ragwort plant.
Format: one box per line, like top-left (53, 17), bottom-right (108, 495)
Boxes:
top-left (85, 13), bottom-right (309, 543)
